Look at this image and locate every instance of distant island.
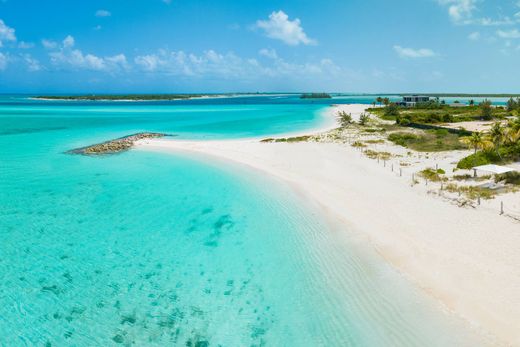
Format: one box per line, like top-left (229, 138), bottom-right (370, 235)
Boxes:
top-left (34, 94), bottom-right (218, 101)
top-left (300, 93), bottom-right (332, 99)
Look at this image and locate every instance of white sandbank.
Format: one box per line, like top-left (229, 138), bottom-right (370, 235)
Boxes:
top-left (136, 104), bottom-right (520, 346)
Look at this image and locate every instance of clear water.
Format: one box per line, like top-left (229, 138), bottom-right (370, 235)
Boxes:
top-left (0, 95), bottom-right (486, 346)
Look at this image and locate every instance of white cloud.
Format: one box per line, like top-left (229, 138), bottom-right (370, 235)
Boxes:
top-left (476, 17), bottom-right (514, 26)
top-left (0, 52), bottom-right (7, 70)
top-left (95, 10), bottom-right (111, 17)
top-left (437, 0), bottom-right (516, 26)
top-left (497, 29), bottom-right (520, 38)
top-left (259, 48), bottom-right (278, 59)
top-left (437, 0), bottom-right (476, 22)
top-left (21, 54), bottom-right (41, 71)
top-left (42, 39), bottom-right (58, 49)
top-left (48, 36), bottom-right (128, 72)
top-left (18, 41), bottom-right (34, 49)
top-left (256, 11), bottom-right (316, 46)
top-left (0, 19), bottom-right (16, 47)
top-left (63, 35), bottom-right (75, 48)
top-left (134, 49), bottom-right (339, 80)
top-left (393, 45), bottom-right (437, 58)
top-left (468, 31), bottom-right (480, 40)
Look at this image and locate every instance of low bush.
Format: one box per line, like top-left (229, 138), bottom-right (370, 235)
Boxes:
top-left (418, 168), bottom-right (446, 182)
top-left (495, 171), bottom-right (520, 185)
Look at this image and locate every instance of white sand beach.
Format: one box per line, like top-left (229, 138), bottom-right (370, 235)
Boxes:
top-left (136, 104), bottom-right (520, 346)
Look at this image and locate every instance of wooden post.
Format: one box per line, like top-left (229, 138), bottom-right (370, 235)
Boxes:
top-left (384, 160), bottom-right (386, 167)
top-left (400, 168), bottom-right (402, 177)
top-left (391, 164), bottom-right (394, 172)
top-left (478, 196), bottom-right (481, 205)
top-left (500, 201), bottom-right (504, 215)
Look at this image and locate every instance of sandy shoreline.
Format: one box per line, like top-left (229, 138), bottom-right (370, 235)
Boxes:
top-left (135, 104), bottom-right (520, 346)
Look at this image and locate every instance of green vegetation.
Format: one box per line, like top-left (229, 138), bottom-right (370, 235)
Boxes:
top-left (444, 183), bottom-right (497, 200)
top-left (364, 150), bottom-right (391, 160)
top-left (401, 93), bottom-right (520, 98)
top-left (388, 129), bottom-right (467, 152)
top-left (300, 93), bottom-right (332, 99)
top-left (351, 141), bottom-right (366, 148)
top-left (495, 171), bottom-right (520, 185)
top-left (418, 168), bottom-right (447, 182)
top-left (338, 110), bottom-right (353, 127)
top-left (368, 99), bottom-right (509, 125)
top-left (260, 135), bottom-right (313, 143)
top-left (457, 120), bottom-right (520, 169)
top-left (36, 94), bottom-right (209, 101)
top-left (358, 113), bottom-right (370, 126)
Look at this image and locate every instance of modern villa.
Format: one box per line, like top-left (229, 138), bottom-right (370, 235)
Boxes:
top-left (398, 95), bottom-right (430, 107)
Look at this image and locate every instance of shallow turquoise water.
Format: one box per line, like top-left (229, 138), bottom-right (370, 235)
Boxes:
top-left (0, 96), bottom-right (486, 346)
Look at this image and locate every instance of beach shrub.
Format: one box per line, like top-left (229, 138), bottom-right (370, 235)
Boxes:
top-left (418, 168), bottom-right (446, 182)
top-left (384, 104), bottom-right (400, 117)
top-left (480, 100), bottom-right (493, 120)
top-left (388, 132), bottom-right (418, 146)
top-left (456, 151), bottom-right (495, 169)
top-left (338, 111), bottom-right (353, 127)
top-left (453, 174), bottom-right (472, 181)
top-left (365, 139), bottom-right (385, 144)
top-left (364, 150), bottom-right (391, 160)
top-left (389, 130), bottom-right (466, 152)
top-left (359, 113), bottom-right (370, 126)
top-left (495, 171), bottom-right (520, 185)
top-left (442, 113), bottom-right (454, 122)
top-left (352, 141), bottom-right (366, 148)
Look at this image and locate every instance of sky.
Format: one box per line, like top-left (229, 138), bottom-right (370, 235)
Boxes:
top-left (1, 0), bottom-right (520, 93)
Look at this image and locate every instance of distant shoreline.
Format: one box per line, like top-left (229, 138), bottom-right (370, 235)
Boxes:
top-left (29, 93), bottom-right (296, 102)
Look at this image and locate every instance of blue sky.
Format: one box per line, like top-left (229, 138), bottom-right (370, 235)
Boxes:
top-left (1, 0), bottom-right (520, 93)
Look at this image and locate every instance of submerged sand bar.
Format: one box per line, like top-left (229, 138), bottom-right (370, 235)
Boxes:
top-left (136, 104), bottom-right (520, 346)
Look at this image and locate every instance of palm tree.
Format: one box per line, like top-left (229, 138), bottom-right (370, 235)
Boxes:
top-left (383, 97), bottom-right (390, 106)
top-left (504, 127), bottom-right (520, 145)
top-left (489, 122), bottom-right (504, 159)
top-left (460, 131), bottom-right (491, 154)
top-left (376, 97), bottom-right (383, 106)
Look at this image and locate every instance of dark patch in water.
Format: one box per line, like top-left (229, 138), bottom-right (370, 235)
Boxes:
top-left (201, 208), bottom-right (213, 215)
top-left (41, 285), bottom-right (61, 295)
top-left (0, 126), bottom-right (68, 136)
top-left (121, 313), bottom-right (137, 325)
top-left (158, 308), bottom-right (184, 328)
top-left (62, 272), bottom-right (73, 283)
top-left (112, 334), bottom-right (125, 344)
top-left (185, 335), bottom-right (209, 347)
top-left (204, 214), bottom-right (235, 247)
top-left (213, 214), bottom-right (234, 231)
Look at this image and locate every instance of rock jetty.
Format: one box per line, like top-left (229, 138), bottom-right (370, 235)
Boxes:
top-left (68, 132), bottom-right (168, 155)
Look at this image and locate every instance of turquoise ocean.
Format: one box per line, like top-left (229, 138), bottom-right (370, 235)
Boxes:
top-left (0, 94), bottom-right (489, 346)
